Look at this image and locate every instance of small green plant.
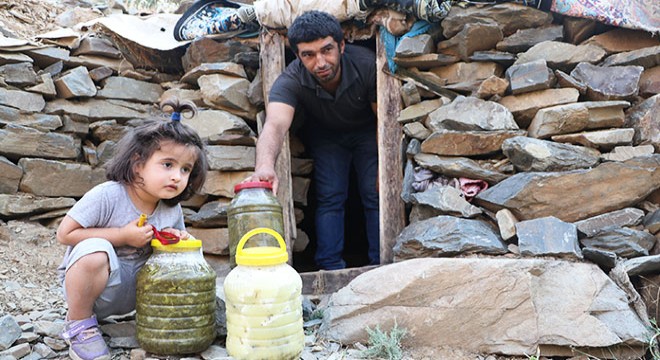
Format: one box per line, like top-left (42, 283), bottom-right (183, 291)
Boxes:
top-left (310, 308), bottom-right (324, 321)
top-left (524, 347), bottom-right (540, 360)
top-left (359, 323), bottom-right (407, 360)
top-left (648, 318), bottom-right (660, 359)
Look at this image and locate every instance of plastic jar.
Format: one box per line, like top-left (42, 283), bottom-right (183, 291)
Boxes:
top-left (227, 181), bottom-right (284, 268)
top-left (224, 228), bottom-right (304, 360)
top-left (136, 238), bottom-right (216, 355)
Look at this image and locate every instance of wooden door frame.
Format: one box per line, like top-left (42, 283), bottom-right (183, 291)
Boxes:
top-left (258, 29), bottom-right (405, 277)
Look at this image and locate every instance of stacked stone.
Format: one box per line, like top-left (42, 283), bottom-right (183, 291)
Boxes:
top-left (393, 3), bottom-right (660, 276)
top-left (0, 20), bottom-right (313, 281)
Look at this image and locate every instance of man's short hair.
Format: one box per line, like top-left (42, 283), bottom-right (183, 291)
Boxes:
top-left (287, 10), bottom-right (344, 54)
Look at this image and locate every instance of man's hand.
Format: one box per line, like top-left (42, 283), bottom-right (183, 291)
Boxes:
top-left (244, 167), bottom-right (279, 193)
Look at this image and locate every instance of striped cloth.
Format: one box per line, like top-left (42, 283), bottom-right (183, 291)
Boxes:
top-left (551, 0), bottom-right (660, 34)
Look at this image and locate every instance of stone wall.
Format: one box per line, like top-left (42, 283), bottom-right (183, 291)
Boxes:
top-left (0, 2), bottom-right (659, 358)
top-left (0, 13), bottom-right (313, 278)
top-left (0, 3), bottom-right (658, 289)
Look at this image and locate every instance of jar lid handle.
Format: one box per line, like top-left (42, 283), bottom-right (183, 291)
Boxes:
top-left (236, 227), bottom-right (286, 254)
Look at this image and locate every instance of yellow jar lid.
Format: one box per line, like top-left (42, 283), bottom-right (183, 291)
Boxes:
top-left (151, 237), bottom-right (202, 250)
top-left (236, 228), bottom-right (288, 266)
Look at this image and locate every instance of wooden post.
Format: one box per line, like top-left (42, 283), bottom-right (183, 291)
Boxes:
top-left (376, 31), bottom-right (406, 264)
top-left (259, 30), bottom-right (296, 260)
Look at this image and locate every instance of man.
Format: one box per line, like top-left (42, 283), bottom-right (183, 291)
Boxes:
top-left (247, 11), bottom-right (379, 270)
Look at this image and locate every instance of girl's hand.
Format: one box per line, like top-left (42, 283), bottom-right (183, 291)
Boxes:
top-left (122, 217), bottom-right (154, 247)
top-left (161, 228), bottom-right (191, 240)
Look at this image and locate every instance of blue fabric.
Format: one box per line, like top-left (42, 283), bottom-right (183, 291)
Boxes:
top-left (307, 126), bottom-right (380, 270)
top-left (380, 20), bottom-right (435, 73)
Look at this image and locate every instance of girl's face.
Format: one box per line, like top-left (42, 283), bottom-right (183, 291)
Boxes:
top-left (133, 141), bottom-right (198, 205)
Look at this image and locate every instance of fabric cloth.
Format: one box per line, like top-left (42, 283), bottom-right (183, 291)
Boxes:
top-left (269, 44), bottom-right (380, 269)
top-left (411, 167), bottom-right (489, 201)
top-left (57, 181), bottom-right (186, 319)
top-left (411, 167), bottom-right (459, 192)
top-left (381, 20), bottom-right (434, 73)
top-left (253, 0), bottom-right (370, 29)
top-left (458, 177), bottom-right (489, 201)
top-left (551, 0), bottom-right (660, 34)
top-left (270, 44), bottom-right (378, 132)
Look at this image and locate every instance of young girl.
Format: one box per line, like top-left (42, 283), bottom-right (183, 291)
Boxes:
top-left (56, 98), bottom-right (208, 360)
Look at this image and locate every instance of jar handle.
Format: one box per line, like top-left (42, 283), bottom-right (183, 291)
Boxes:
top-left (236, 227), bottom-right (286, 255)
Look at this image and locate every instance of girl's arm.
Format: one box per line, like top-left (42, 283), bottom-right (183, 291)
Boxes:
top-left (56, 215), bottom-right (154, 248)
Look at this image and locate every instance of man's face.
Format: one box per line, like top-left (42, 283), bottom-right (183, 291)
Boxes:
top-left (296, 36), bottom-right (344, 84)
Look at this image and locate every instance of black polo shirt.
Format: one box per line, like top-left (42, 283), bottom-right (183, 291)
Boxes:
top-left (269, 44), bottom-right (377, 132)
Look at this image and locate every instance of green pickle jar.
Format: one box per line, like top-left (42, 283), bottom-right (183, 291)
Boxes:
top-left (227, 181), bottom-right (284, 268)
top-left (136, 237), bottom-right (216, 355)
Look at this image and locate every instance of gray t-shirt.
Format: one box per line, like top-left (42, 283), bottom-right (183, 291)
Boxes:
top-left (60, 181), bottom-right (185, 261)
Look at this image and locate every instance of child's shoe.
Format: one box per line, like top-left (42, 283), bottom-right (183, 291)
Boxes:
top-left (418, 0), bottom-right (453, 22)
top-left (173, 0), bottom-right (258, 41)
top-left (60, 315), bottom-right (110, 360)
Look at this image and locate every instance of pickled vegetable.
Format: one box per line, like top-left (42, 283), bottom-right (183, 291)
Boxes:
top-left (228, 182), bottom-right (284, 268)
top-left (136, 241), bottom-right (216, 355)
top-left (224, 229), bottom-right (304, 360)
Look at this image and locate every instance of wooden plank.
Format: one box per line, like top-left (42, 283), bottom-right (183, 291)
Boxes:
top-left (259, 30), bottom-right (296, 261)
top-left (301, 266), bottom-right (379, 295)
top-left (376, 31), bottom-right (406, 265)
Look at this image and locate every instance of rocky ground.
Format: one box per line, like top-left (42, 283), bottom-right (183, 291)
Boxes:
top-left (0, 223), bottom-right (64, 317)
top-left (0, 0), bottom-right (66, 39)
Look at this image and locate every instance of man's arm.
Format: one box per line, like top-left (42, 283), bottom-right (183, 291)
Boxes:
top-left (249, 101), bottom-right (296, 193)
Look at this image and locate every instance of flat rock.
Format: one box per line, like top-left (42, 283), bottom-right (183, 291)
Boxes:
top-left (496, 25), bottom-right (563, 54)
top-left (551, 128), bottom-right (635, 151)
top-left (625, 94), bottom-right (660, 151)
top-left (574, 208), bottom-right (645, 237)
top-left (514, 41), bottom-right (607, 72)
top-left (426, 96), bottom-right (517, 131)
top-left (393, 216), bottom-right (506, 260)
top-left (570, 62), bottom-right (643, 101)
top-left (321, 257), bottom-right (649, 359)
top-left (421, 129), bottom-right (526, 156)
top-left (502, 136), bottom-right (601, 172)
top-left (413, 153), bottom-right (507, 184)
top-left (528, 100), bottom-right (629, 139)
top-left (474, 155), bottom-right (660, 222)
top-left (441, 3), bottom-right (553, 38)
top-left (498, 88), bottom-right (579, 128)
top-left (516, 216), bottom-right (582, 258)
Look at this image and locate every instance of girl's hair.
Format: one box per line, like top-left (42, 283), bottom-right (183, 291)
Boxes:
top-left (105, 97), bottom-right (208, 206)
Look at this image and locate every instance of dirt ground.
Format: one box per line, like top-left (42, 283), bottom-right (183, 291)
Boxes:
top-left (0, 221), bottom-right (65, 317)
top-left (0, 0), bottom-right (66, 39)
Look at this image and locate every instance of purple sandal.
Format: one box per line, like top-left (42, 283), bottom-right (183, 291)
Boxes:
top-left (61, 316), bottom-right (110, 360)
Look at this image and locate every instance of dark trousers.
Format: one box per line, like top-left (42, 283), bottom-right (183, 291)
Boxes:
top-left (307, 126), bottom-right (380, 270)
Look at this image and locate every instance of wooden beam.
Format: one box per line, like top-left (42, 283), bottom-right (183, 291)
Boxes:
top-left (301, 266), bottom-right (379, 296)
top-left (376, 31), bottom-right (406, 265)
top-left (259, 30), bottom-right (296, 261)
